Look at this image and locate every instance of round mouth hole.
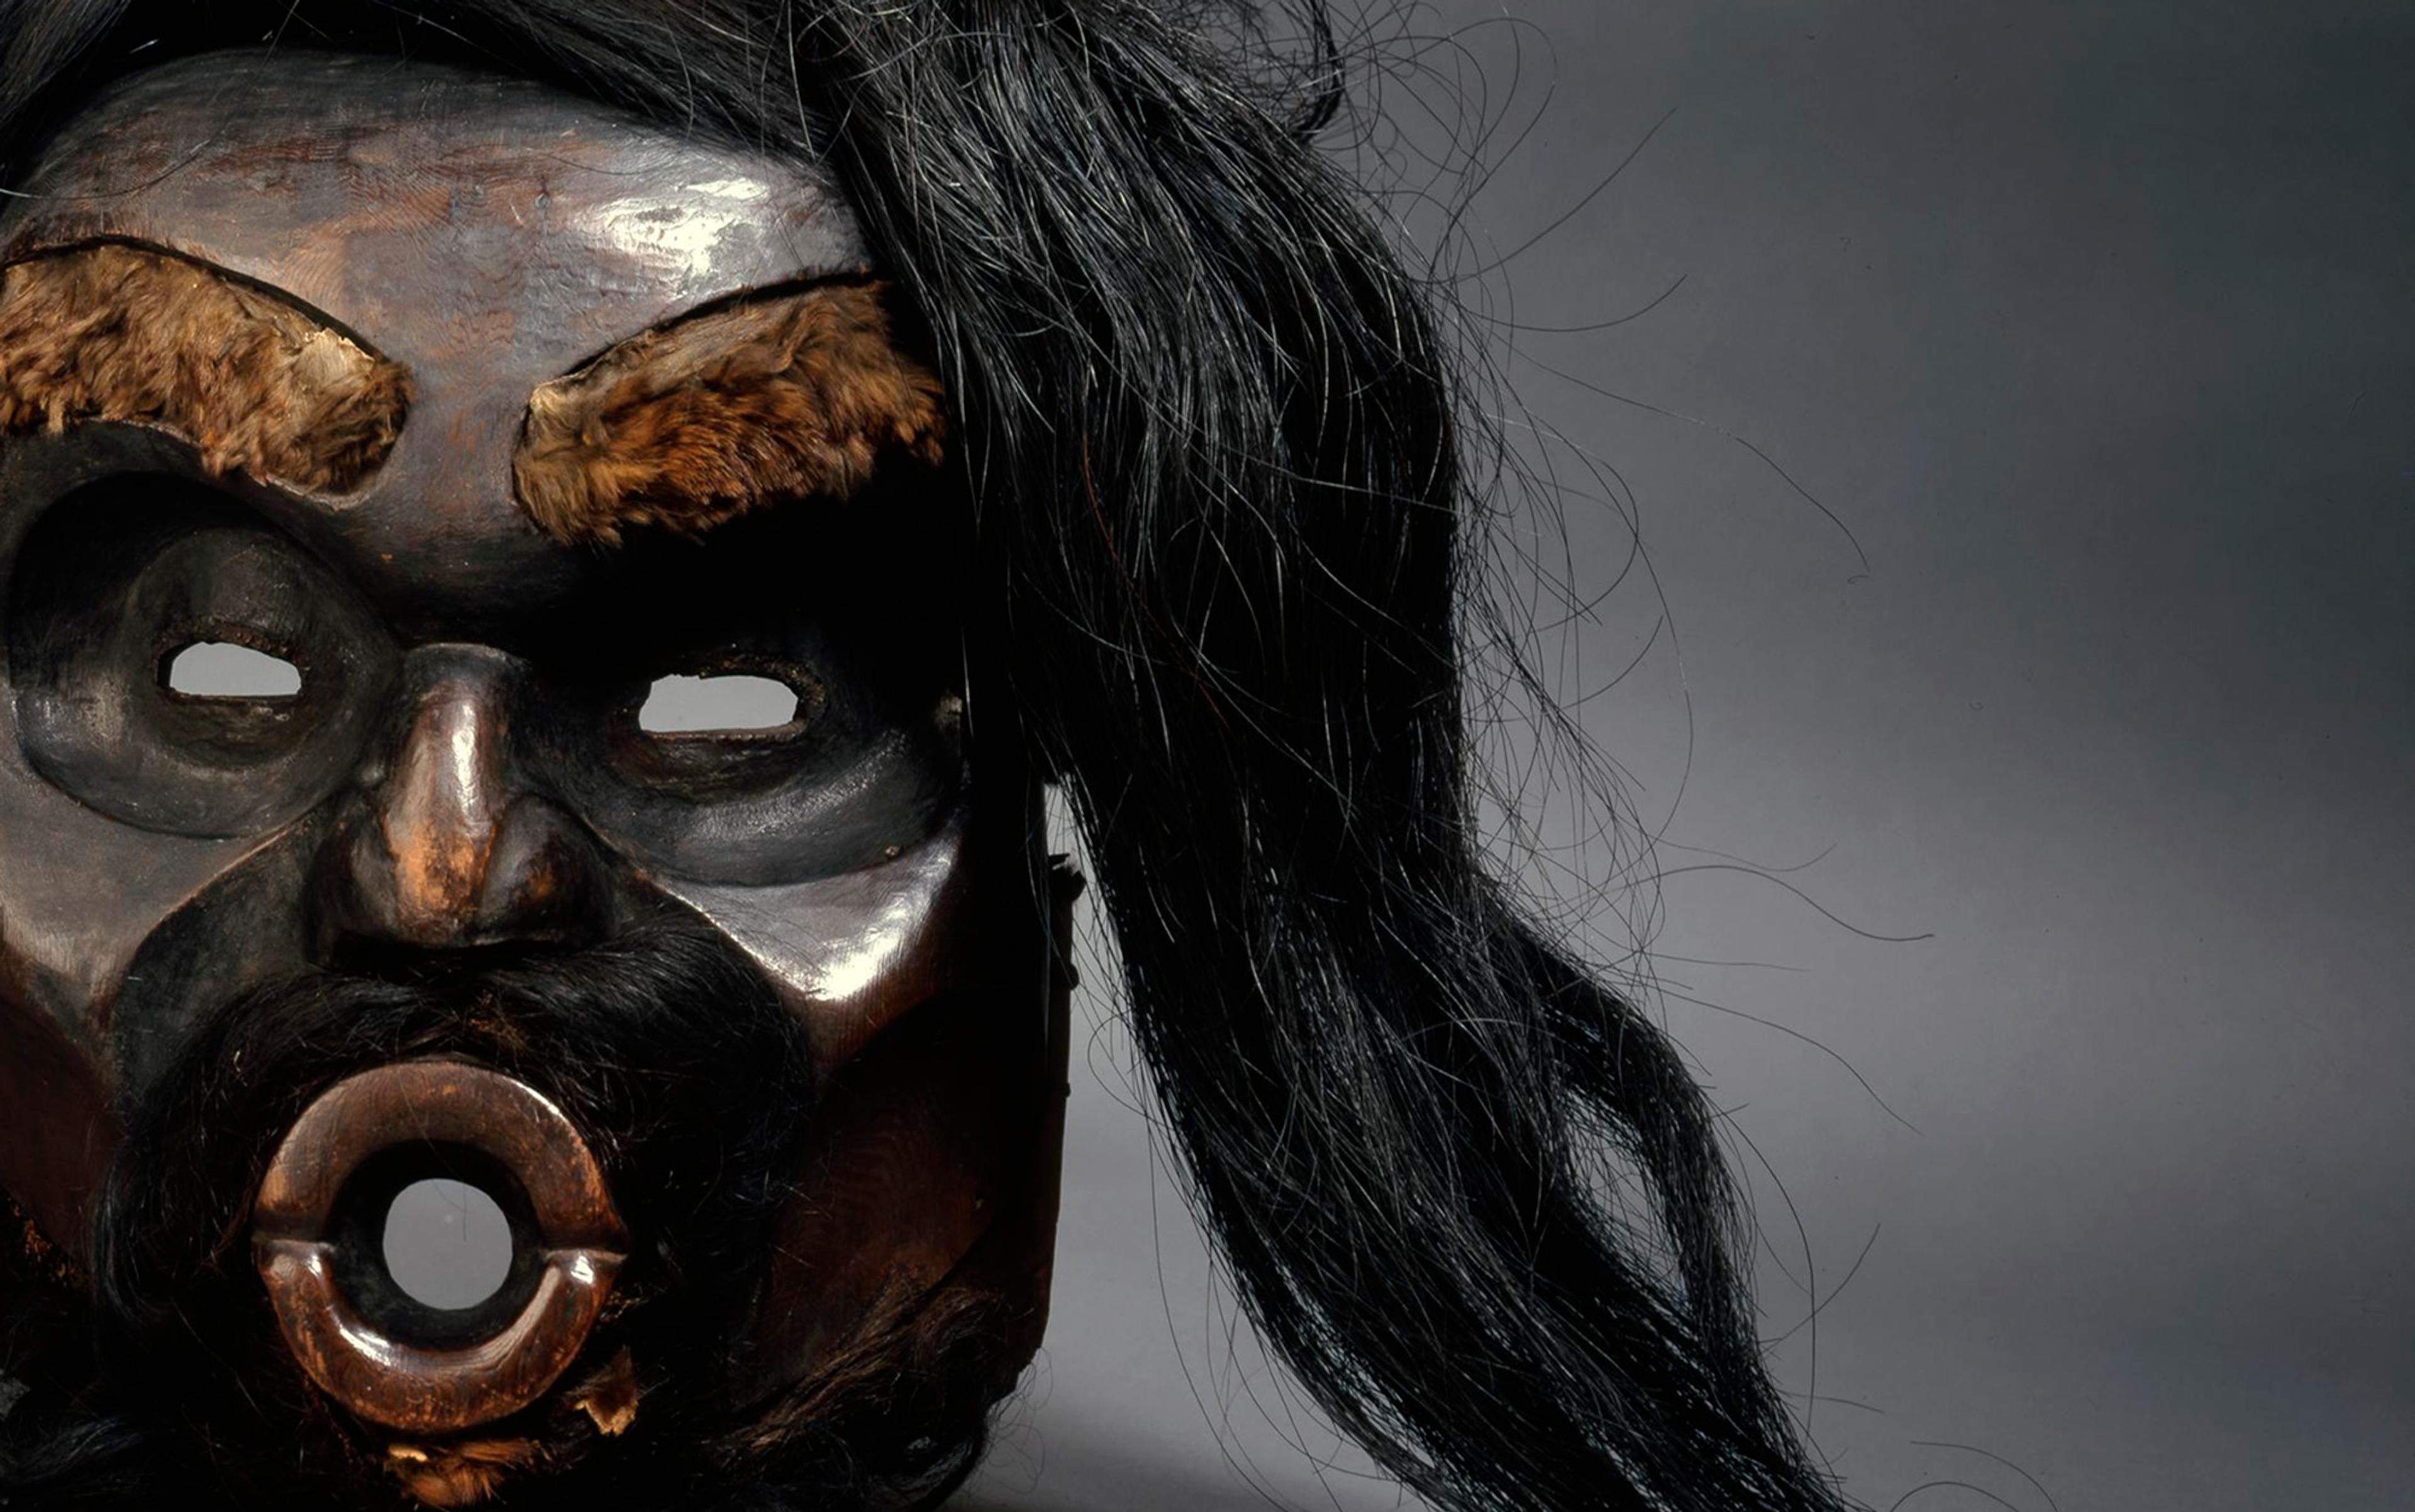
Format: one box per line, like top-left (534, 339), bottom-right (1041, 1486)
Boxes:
top-left (382, 1178), bottom-right (516, 1312)
top-left (326, 1143), bottom-right (545, 1350)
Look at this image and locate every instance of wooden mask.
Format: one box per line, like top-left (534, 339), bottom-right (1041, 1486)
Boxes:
top-left (0, 50), bottom-right (1069, 1504)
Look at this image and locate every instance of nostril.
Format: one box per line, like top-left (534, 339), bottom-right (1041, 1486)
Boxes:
top-left (472, 796), bottom-right (614, 938)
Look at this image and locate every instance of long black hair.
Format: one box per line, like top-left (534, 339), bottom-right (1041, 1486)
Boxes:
top-left (0, 4), bottom-right (1857, 1509)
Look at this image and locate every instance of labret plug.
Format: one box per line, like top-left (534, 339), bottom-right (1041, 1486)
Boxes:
top-left (252, 1060), bottom-right (628, 1435)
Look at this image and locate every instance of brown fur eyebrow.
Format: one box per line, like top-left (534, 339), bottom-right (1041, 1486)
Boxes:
top-left (0, 242), bottom-right (412, 494)
top-left (513, 279), bottom-right (946, 547)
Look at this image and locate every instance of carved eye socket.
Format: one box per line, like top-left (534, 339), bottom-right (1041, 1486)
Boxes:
top-left (637, 672), bottom-right (806, 737)
top-left (163, 639), bottom-right (304, 701)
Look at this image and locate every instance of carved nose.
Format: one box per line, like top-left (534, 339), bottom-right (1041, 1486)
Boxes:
top-left (321, 650), bottom-right (606, 953)
top-left (384, 676), bottom-right (505, 928)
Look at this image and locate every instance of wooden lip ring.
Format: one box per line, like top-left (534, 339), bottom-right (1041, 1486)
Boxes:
top-left (252, 1060), bottom-right (629, 1435)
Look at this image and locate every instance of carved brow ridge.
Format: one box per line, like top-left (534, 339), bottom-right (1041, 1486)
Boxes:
top-left (0, 240), bottom-right (412, 494)
top-left (513, 279), bottom-right (947, 548)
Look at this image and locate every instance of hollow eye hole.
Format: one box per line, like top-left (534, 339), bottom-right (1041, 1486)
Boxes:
top-left (163, 640), bottom-right (303, 701)
top-left (638, 672), bottom-right (804, 737)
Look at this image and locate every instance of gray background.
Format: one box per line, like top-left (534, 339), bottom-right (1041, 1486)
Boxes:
top-left (960, 3), bottom-right (2413, 1509)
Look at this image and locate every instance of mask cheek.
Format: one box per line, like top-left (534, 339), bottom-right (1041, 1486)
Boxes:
top-left (104, 823), bottom-right (330, 1106)
top-left (0, 998), bottom-right (114, 1274)
top-left (0, 724), bottom-right (321, 1266)
top-left (653, 803), bottom-right (983, 1070)
top-left (647, 790), bottom-right (1075, 1408)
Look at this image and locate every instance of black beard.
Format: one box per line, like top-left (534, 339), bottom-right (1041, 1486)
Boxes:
top-left (0, 925), bottom-right (1002, 1510)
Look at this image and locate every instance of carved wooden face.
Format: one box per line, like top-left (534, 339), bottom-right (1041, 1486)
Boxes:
top-left (0, 49), bottom-right (1064, 1493)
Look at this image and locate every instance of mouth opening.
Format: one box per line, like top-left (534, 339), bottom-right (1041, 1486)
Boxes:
top-left (327, 1145), bottom-right (545, 1352)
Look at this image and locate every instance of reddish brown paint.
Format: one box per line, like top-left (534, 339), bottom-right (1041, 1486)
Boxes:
top-left (0, 995), bottom-right (111, 1270)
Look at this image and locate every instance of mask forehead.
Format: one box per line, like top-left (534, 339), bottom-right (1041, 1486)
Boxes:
top-left (2, 50), bottom-right (865, 351)
top-left (0, 50), bottom-right (872, 622)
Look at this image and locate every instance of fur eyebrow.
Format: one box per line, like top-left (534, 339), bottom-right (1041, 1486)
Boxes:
top-left (0, 242), bottom-right (412, 494)
top-left (513, 279), bottom-right (946, 547)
